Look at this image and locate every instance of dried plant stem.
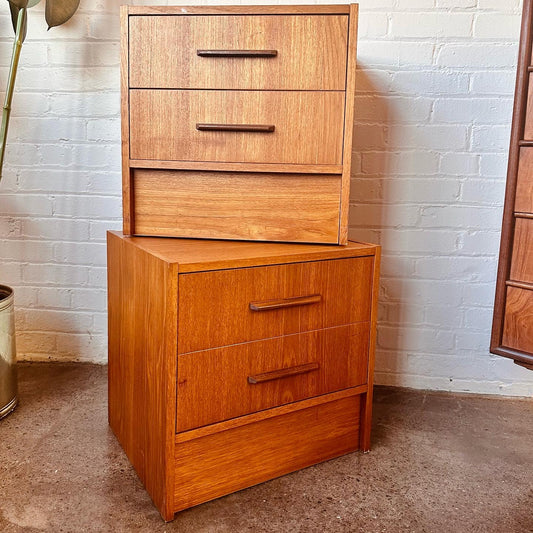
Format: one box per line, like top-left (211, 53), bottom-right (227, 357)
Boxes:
top-left (0, 7), bottom-right (27, 182)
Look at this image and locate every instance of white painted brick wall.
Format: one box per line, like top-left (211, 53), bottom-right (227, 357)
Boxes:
top-left (0, 0), bottom-right (532, 396)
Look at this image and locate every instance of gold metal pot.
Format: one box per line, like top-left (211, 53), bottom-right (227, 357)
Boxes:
top-left (0, 285), bottom-right (17, 419)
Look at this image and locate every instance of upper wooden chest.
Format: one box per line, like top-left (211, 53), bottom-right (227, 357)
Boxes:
top-left (121, 5), bottom-right (358, 245)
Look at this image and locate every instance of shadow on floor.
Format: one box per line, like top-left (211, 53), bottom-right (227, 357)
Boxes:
top-left (0, 363), bottom-right (532, 533)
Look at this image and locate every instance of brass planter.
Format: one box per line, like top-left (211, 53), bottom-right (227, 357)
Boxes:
top-left (0, 285), bottom-right (17, 419)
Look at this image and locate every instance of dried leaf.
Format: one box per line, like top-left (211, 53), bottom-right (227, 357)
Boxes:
top-left (45, 0), bottom-right (80, 29)
top-left (8, 0), bottom-right (28, 9)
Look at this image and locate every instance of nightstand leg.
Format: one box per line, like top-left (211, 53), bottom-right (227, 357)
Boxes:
top-left (359, 389), bottom-right (374, 452)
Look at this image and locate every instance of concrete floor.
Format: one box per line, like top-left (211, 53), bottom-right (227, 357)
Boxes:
top-left (0, 364), bottom-right (532, 533)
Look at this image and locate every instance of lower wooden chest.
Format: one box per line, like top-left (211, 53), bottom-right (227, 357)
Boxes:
top-left (107, 231), bottom-right (380, 520)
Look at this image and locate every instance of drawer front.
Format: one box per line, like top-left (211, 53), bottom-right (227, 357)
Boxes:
top-left (176, 324), bottom-right (368, 431)
top-left (178, 256), bottom-right (374, 354)
top-left (515, 148), bottom-right (533, 214)
top-left (174, 394), bottom-right (360, 512)
top-left (129, 89), bottom-right (345, 165)
top-left (132, 169), bottom-right (341, 244)
top-left (525, 74), bottom-right (533, 140)
top-left (503, 286), bottom-right (533, 353)
top-left (510, 218), bottom-right (533, 284)
top-left (129, 15), bottom-right (349, 90)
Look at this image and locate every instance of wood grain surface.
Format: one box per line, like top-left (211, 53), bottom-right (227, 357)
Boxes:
top-left (132, 169), bottom-right (342, 243)
top-left (510, 217), bottom-right (533, 283)
top-left (129, 89), bottom-right (344, 166)
top-left (524, 74), bottom-right (533, 140)
top-left (178, 256), bottom-right (374, 353)
top-left (175, 387), bottom-right (365, 444)
top-left (128, 5), bottom-right (351, 15)
top-left (107, 231), bottom-right (178, 521)
top-left (129, 14), bottom-right (348, 90)
top-left (515, 148), bottom-right (533, 213)
top-left (173, 394), bottom-right (360, 512)
top-left (360, 248), bottom-right (381, 452)
top-left (339, 3), bottom-right (359, 245)
top-left (120, 6), bottom-right (132, 234)
top-left (176, 323), bottom-right (370, 431)
top-left (128, 159), bottom-right (344, 175)
top-left (502, 286), bottom-right (533, 353)
top-left (107, 232), bottom-right (378, 273)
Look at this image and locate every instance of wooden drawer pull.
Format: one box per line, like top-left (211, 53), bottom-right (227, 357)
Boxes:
top-left (249, 294), bottom-right (321, 312)
top-left (197, 49), bottom-right (278, 58)
top-left (196, 123), bottom-right (275, 133)
top-left (248, 362), bottom-right (320, 384)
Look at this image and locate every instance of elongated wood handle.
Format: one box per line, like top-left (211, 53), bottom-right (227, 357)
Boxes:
top-left (196, 123), bottom-right (275, 133)
top-left (197, 49), bottom-right (278, 58)
top-left (248, 362), bottom-right (320, 384)
top-left (249, 294), bottom-right (321, 312)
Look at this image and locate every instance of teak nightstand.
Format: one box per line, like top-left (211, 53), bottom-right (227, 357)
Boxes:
top-left (107, 232), bottom-right (380, 520)
top-left (120, 4), bottom-right (358, 244)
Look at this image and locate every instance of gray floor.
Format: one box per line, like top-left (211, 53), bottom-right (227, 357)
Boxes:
top-left (0, 363), bottom-right (532, 533)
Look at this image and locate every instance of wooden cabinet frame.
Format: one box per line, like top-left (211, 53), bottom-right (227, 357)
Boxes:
top-left (108, 232), bottom-right (380, 520)
top-left (120, 4), bottom-right (359, 245)
top-left (491, 0), bottom-right (533, 368)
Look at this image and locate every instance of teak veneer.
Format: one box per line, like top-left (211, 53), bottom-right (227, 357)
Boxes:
top-left (121, 4), bottom-right (359, 244)
top-left (107, 231), bottom-right (380, 520)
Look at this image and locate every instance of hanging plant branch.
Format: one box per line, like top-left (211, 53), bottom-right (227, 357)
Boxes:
top-left (0, 6), bottom-right (26, 182)
top-left (0, 0), bottom-right (81, 183)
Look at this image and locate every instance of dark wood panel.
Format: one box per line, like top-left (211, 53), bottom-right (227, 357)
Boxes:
top-left (510, 217), bottom-right (533, 283)
top-left (524, 74), bottom-right (533, 140)
top-left (515, 148), bottom-right (533, 213)
top-left (491, 0), bottom-right (533, 360)
top-left (502, 286), bottom-right (533, 353)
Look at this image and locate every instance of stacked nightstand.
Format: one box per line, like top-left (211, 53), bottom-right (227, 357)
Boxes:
top-left (108, 4), bottom-right (380, 521)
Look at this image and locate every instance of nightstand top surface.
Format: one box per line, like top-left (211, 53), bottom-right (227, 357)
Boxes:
top-left (108, 231), bottom-right (379, 273)
top-left (125, 5), bottom-right (354, 16)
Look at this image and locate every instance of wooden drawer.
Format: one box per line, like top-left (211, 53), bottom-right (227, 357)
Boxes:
top-left (176, 323), bottom-right (369, 432)
top-left (525, 74), bottom-right (533, 140)
top-left (174, 394), bottom-right (360, 512)
top-left (131, 169), bottom-right (342, 244)
top-left (502, 286), bottom-right (533, 353)
top-left (510, 217), bottom-right (533, 283)
top-left (128, 15), bottom-right (348, 90)
top-left (515, 148), bottom-right (533, 214)
top-left (129, 89), bottom-right (345, 165)
top-left (178, 256), bottom-right (374, 353)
